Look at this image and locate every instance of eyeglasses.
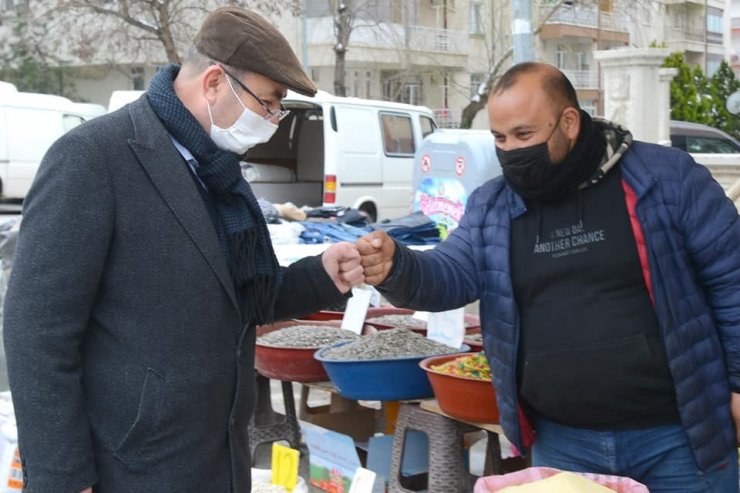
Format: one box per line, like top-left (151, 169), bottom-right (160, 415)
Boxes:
top-left (220, 66), bottom-right (290, 121)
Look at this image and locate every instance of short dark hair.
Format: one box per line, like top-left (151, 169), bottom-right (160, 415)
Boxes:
top-left (492, 62), bottom-right (580, 111)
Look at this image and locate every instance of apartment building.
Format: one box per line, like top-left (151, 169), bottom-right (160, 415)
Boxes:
top-left (293, 0), bottom-right (727, 125)
top-left (533, 0), bottom-right (631, 116)
top-left (0, 0), bottom-right (728, 127)
top-left (660, 0), bottom-right (725, 75)
top-left (532, 0), bottom-right (727, 116)
top-left (290, 0), bottom-right (504, 129)
top-left (730, 0), bottom-right (740, 76)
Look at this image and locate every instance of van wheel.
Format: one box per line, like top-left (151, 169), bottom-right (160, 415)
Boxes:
top-left (359, 203), bottom-right (377, 223)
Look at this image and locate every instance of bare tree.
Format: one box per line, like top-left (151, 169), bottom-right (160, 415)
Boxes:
top-left (458, 0), bottom-right (655, 128)
top-left (459, 0), bottom-right (569, 128)
top-left (324, 0), bottom-right (388, 97)
top-left (2, 0), bottom-right (300, 70)
top-left (333, 1), bottom-right (352, 96)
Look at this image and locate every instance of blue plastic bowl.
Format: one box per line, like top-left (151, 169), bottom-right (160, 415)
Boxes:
top-left (314, 341), bottom-right (469, 401)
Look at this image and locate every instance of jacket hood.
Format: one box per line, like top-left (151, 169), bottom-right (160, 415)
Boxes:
top-left (579, 118), bottom-right (633, 189)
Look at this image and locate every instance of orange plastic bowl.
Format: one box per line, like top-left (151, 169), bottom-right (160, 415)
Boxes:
top-left (255, 320), bottom-right (345, 382)
top-left (420, 353), bottom-right (500, 423)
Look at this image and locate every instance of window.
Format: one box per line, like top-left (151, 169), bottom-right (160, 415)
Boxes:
top-left (580, 100), bottom-right (597, 116)
top-left (311, 68), bottom-right (320, 82)
top-left (353, 70), bottom-right (361, 97)
top-left (358, 0), bottom-right (396, 22)
top-left (577, 52), bottom-right (589, 71)
top-left (640, 4), bottom-right (651, 26)
top-left (686, 136), bottom-right (740, 154)
top-left (707, 8), bottom-right (723, 34)
top-left (380, 113), bottom-right (415, 156)
top-left (403, 84), bottom-right (421, 105)
top-left (63, 114), bottom-right (84, 131)
top-left (469, 1), bottom-right (484, 35)
top-left (470, 73), bottom-right (485, 99)
top-left (131, 66), bottom-right (145, 91)
top-left (421, 116), bottom-right (436, 139)
top-left (706, 56), bottom-right (722, 77)
top-left (431, 0), bottom-right (455, 9)
top-left (304, 0), bottom-right (331, 18)
top-left (382, 74), bottom-right (422, 105)
top-left (347, 70), bottom-right (372, 98)
top-left (555, 44), bottom-right (566, 69)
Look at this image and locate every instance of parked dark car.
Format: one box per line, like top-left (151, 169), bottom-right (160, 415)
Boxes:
top-left (670, 120), bottom-right (740, 153)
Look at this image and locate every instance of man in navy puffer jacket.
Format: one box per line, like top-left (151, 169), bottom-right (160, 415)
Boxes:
top-left (357, 63), bottom-right (740, 492)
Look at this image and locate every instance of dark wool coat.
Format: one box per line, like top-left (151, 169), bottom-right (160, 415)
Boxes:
top-left (4, 96), bottom-right (345, 492)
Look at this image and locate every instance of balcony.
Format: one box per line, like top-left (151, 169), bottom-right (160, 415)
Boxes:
top-left (538, 4), bottom-right (630, 44)
top-left (663, 0), bottom-right (721, 5)
top-left (405, 26), bottom-right (467, 54)
top-left (561, 69), bottom-right (598, 89)
top-left (539, 4), bottom-right (630, 32)
top-left (665, 26), bottom-right (705, 43)
top-left (346, 23), bottom-right (468, 54)
top-left (305, 17), bottom-right (468, 67)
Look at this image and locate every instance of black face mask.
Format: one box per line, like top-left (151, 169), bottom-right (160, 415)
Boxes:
top-left (496, 110), bottom-right (604, 202)
top-left (496, 140), bottom-right (559, 192)
top-left (496, 113), bottom-right (563, 196)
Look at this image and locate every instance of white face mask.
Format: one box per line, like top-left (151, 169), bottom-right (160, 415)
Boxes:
top-left (207, 76), bottom-right (279, 155)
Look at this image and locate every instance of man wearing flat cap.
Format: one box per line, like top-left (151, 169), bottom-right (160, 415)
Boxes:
top-left (4, 7), bottom-right (363, 492)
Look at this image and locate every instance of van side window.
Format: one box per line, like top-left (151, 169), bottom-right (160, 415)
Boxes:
top-left (420, 116), bottom-right (436, 138)
top-left (380, 113), bottom-right (415, 156)
top-left (63, 114), bottom-right (84, 132)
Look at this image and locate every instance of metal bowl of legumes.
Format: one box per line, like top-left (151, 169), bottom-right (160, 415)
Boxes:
top-left (314, 328), bottom-right (469, 400)
top-left (256, 320), bottom-right (361, 382)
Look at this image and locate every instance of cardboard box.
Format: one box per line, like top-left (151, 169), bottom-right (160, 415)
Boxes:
top-left (302, 422), bottom-right (361, 493)
top-left (301, 407), bottom-right (377, 443)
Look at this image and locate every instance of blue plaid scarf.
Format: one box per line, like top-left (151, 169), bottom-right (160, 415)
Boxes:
top-left (147, 64), bottom-right (280, 324)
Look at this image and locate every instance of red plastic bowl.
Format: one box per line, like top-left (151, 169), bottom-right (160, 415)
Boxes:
top-left (255, 320), bottom-right (345, 382)
top-left (463, 328), bottom-right (484, 352)
top-left (301, 310), bottom-right (345, 321)
top-left (365, 307), bottom-right (481, 335)
top-left (420, 353), bottom-right (499, 423)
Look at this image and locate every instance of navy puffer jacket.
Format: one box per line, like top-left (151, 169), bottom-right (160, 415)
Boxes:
top-left (379, 141), bottom-right (740, 471)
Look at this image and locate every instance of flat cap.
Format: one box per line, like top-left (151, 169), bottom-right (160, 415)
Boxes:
top-left (194, 7), bottom-right (317, 97)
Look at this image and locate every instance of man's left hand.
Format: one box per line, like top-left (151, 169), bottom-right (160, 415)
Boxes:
top-left (321, 242), bottom-right (364, 294)
top-left (732, 392), bottom-right (740, 445)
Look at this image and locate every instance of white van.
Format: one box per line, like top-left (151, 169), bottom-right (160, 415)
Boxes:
top-left (245, 90), bottom-right (437, 221)
top-left (0, 83), bottom-right (93, 200)
top-left (108, 90), bottom-right (144, 113)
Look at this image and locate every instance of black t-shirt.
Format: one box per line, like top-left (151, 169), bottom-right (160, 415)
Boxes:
top-left (510, 164), bottom-right (679, 429)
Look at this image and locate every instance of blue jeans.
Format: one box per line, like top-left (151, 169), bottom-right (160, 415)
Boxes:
top-left (531, 418), bottom-right (739, 493)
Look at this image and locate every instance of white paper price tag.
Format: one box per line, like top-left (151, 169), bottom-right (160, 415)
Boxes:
top-left (368, 287), bottom-right (382, 307)
top-left (341, 287), bottom-right (372, 334)
top-left (427, 308), bottom-right (465, 349)
top-left (412, 311), bottom-right (428, 322)
top-left (349, 467), bottom-right (377, 493)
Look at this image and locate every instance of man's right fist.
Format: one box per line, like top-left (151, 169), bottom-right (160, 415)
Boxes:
top-left (356, 231), bottom-right (396, 286)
